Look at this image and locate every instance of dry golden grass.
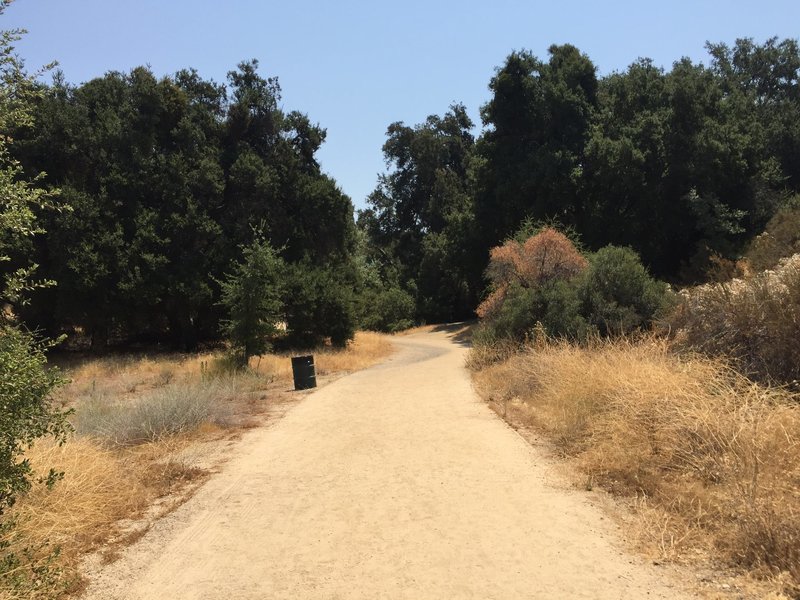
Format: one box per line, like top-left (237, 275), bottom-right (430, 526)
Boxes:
top-left (471, 336), bottom-right (800, 596)
top-left (395, 324), bottom-right (437, 336)
top-left (58, 331), bottom-right (393, 400)
top-left (247, 331), bottom-right (393, 380)
top-left (2, 331), bottom-right (394, 599)
top-left (10, 440), bottom-right (148, 554)
top-left (1, 436), bottom-right (204, 598)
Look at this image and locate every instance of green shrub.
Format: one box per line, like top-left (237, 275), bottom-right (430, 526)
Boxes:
top-left (539, 279), bottom-right (588, 338)
top-left (475, 279), bottom-right (587, 343)
top-left (577, 246), bottom-right (670, 336)
top-left (474, 238), bottom-right (668, 346)
top-left (480, 283), bottom-right (531, 340)
top-left (0, 327), bottom-right (70, 513)
top-left (357, 285), bottom-right (415, 333)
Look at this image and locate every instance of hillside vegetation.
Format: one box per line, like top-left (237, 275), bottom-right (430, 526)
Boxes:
top-left (468, 225), bottom-right (800, 596)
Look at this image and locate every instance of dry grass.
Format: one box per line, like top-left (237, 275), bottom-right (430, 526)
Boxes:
top-left (2, 331), bottom-right (394, 599)
top-left (74, 380), bottom-right (238, 446)
top-left (668, 253), bottom-right (800, 386)
top-left (1, 437), bottom-right (204, 598)
top-left (470, 336), bottom-right (800, 597)
top-left (247, 331), bottom-right (393, 379)
top-left (57, 331), bottom-right (393, 398)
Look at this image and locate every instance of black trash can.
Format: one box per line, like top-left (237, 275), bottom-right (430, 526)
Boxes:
top-left (291, 355), bottom-right (317, 390)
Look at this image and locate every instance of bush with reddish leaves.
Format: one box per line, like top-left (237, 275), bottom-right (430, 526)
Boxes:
top-left (477, 228), bottom-right (587, 320)
top-left (475, 228), bottom-right (669, 349)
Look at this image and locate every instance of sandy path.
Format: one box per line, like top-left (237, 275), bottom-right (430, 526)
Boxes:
top-left (81, 328), bottom-right (693, 599)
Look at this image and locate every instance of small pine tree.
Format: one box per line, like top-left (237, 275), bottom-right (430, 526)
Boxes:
top-left (218, 235), bottom-right (285, 368)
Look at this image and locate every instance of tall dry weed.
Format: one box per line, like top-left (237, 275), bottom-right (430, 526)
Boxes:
top-left (669, 253), bottom-right (800, 386)
top-left (471, 336), bottom-right (800, 593)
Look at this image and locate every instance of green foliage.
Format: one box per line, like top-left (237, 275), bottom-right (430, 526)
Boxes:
top-left (360, 103), bottom-right (480, 322)
top-left (0, 5), bottom-right (71, 522)
top-left (577, 246), bottom-right (670, 336)
top-left (475, 228), bottom-right (589, 341)
top-left (476, 280), bottom-right (588, 343)
top-left (13, 60), bottom-right (355, 349)
top-left (470, 39), bottom-right (800, 278)
top-left (218, 235), bottom-right (284, 368)
top-left (365, 37), bottom-right (800, 327)
top-left (357, 286), bottom-right (415, 333)
top-left (351, 226), bottom-right (416, 333)
top-left (283, 265), bottom-right (356, 348)
top-left (475, 232), bottom-right (669, 344)
top-left (0, 327), bottom-right (70, 513)
top-left (475, 45), bottom-right (599, 248)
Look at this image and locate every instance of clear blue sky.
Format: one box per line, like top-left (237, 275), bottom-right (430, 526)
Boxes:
top-left (5, 0), bottom-right (800, 210)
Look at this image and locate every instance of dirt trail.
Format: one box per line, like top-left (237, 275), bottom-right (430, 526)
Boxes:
top-left (81, 328), bottom-right (693, 599)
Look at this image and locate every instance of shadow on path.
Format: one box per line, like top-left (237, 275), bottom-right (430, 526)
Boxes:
top-left (431, 321), bottom-right (475, 348)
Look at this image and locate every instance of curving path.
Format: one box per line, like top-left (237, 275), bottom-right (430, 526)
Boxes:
top-left (81, 327), bottom-right (693, 599)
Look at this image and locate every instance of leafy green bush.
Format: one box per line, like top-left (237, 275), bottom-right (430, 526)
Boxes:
top-left (477, 279), bottom-right (588, 343)
top-left (357, 285), bottom-right (415, 333)
top-left (577, 246), bottom-right (670, 336)
top-left (475, 235), bottom-right (669, 345)
top-left (0, 327), bottom-right (70, 512)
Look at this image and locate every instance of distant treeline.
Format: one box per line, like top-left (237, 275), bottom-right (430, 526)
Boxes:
top-left (360, 38), bottom-right (800, 324)
top-left (9, 38), bottom-right (800, 343)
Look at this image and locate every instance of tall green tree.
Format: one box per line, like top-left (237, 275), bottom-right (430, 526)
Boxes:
top-left (474, 45), bottom-right (599, 246)
top-left (361, 103), bottom-right (480, 321)
top-left (14, 60), bottom-right (357, 348)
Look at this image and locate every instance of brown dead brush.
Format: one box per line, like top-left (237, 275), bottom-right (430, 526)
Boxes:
top-left (470, 336), bottom-right (800, 594)
top-left (669, 253), bottom-right (800, 387)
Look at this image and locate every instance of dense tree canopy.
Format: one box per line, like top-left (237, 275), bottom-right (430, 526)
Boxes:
top-left (6, 35), bottom-right (800, 339)
top-left (363, 37), bottom-right (800, 328)
top-left (359, 103), bottom-right (481, 322)
top-left (13, 60), bottom-right (356, 349)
